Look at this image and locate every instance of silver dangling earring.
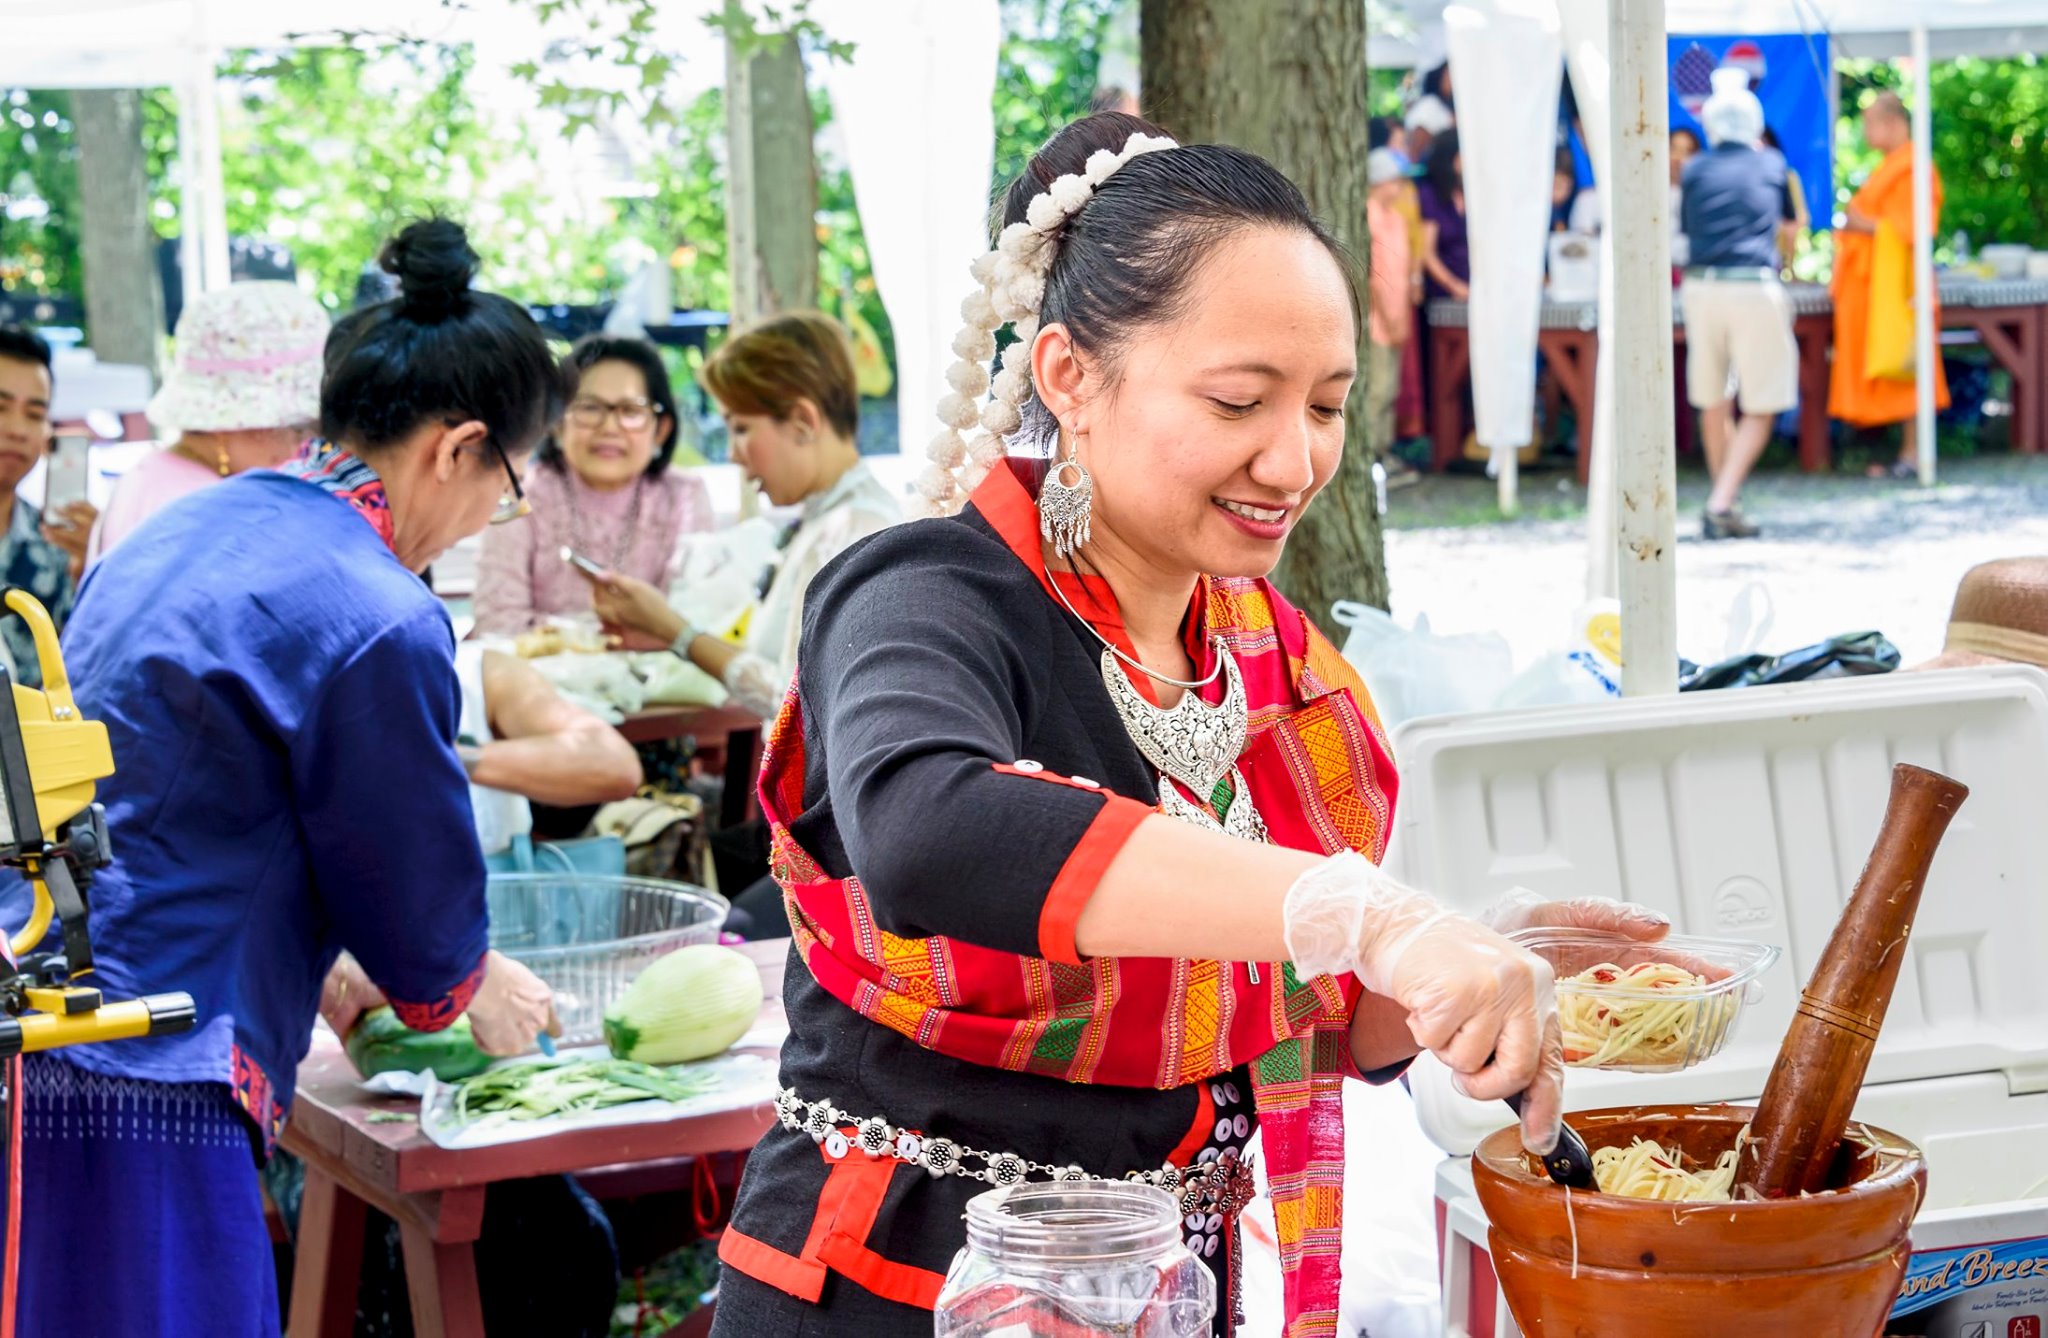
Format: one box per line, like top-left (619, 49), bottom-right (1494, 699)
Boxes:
top-left (1038, 428), bottom-right (1093, 559)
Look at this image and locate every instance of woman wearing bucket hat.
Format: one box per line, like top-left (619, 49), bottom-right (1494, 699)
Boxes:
top-left (85, 280), bottom-right (327, 565)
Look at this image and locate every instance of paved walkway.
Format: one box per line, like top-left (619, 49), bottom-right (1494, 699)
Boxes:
top-left (1381, 456), bottom-right (2048, 671)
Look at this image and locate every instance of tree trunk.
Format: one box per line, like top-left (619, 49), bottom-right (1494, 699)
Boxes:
top-left (724, 34), bottom-right (819, 325)
top-left (1140, 0), bottom-right (1388, 617)
top-left (69, 89), bottom-right (164, 380)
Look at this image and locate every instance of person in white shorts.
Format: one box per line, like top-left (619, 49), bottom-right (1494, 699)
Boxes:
top-left (1680, 68), bottom-right (1798, 540)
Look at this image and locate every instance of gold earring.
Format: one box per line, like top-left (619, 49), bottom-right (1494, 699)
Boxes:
top-left (216, 444), bottom-right (232, 478)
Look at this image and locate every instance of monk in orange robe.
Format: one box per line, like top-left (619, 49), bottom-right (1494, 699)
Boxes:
top-left (1830, 92), bottom-right (1949, 478)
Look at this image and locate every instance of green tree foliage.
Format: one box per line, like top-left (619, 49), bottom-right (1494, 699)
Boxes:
top-left (0, 91), bottom-right (83, 294)
top-left (990, 0), bottom-right (1126, 196)
top-left (1837, 55), bottom-right (2048, 252)
top-left (214, 46), bottom-right (499, 309)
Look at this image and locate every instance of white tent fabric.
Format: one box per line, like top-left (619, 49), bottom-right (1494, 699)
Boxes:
top-left (1555, 0), bottom-right (1620, 599)
top-left (1444, 0), bottom-right (1562, 512)
top-left (814, 0), bottom-right (1001, 463)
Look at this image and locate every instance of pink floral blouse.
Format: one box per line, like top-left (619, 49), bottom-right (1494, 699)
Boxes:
top-left (471, 465), bottom-right (713, 635)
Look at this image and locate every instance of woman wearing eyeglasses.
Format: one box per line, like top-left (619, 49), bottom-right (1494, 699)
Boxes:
top-left (472, 334), bottom-right (713, 636)
top-left (4, 220), bottom-right (566, 1338)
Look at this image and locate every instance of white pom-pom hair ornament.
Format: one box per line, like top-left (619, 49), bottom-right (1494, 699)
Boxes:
top-left (921, 129), bottom-right (1177, 517)
top-left (936, 392), bottom-right (981, 431)
top-left (946, 361), bottom-right (992, 397)
top-left (952, 327), bottom-right (997, 361)
top-left (927, 429), bottom-right (968, 470)
top-left (979, 400), bottom-right (1021, 437)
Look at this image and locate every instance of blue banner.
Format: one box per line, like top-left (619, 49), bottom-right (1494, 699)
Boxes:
top-left (1667, 33), bottom-right (1833, 231)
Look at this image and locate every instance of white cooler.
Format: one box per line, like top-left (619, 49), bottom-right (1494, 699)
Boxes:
top-left (1374, 667), bottom-right (2048, 1337)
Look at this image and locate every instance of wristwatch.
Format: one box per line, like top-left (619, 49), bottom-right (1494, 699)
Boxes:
top-left (668, 622), bottom-right (705, 660)
top-left (455, 743), bottom-right (484, 779)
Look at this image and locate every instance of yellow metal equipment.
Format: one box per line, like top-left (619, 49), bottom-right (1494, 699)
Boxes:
top-left (0, 589), bottom-right (193, 1056)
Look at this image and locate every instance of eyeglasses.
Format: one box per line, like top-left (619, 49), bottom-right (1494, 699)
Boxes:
top-left (486, 438), bottom-right (530, 525)
top-left (566, 397), bottom-right (657, 431)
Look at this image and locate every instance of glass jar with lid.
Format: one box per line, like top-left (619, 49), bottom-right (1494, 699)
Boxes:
top-left (934, 1178), bottom-right (1216, 1337)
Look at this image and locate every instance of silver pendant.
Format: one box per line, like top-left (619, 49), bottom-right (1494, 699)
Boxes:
top-left (1100, 639), bottom-right (1248, 797)
top-left (1159, 764), bottom-right (1268, 842)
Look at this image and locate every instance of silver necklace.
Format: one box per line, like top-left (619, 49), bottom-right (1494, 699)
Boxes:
top-left (1098, 642), bottom-right (1247, 797)
top-left (566, 474), bottom-right (645, 571)
top-left (1049, 565), bottom-right (1223, 690)
top-left (1046, 565), bottom-right (1259, 810)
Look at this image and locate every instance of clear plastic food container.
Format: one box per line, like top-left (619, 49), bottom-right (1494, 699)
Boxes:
top-left (1509, 929), bottom-right (1780, 1072)
top-left (935, 1180), bottom-right (1215, 1337)
top-left (486, 874), bottom-right (728, 1046)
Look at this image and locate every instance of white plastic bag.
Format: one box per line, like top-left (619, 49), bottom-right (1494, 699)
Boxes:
top-left (1331, 603), bottom-right (1517, 728)
top-left (668, 516), bottom-right (784, 637)
top-left (628, 651), bottom-right (729, 708)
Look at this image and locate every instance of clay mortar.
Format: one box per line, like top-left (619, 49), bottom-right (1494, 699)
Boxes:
top-left (1471, 1104), bottom-right (1926, 1338)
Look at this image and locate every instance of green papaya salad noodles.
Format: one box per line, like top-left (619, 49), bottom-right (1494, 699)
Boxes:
top-left (1559, 961), bottom-right (1735, 1067)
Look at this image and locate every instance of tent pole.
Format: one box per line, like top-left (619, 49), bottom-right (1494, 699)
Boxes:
top-left (176, 77), bottom-right (202, 315)
top-left (1609, 0), bottom-right (1677, 696)
top-left (1910, 24), bottom-right (1937, 488)
top-left (192, 51), bottom-right (230, 292)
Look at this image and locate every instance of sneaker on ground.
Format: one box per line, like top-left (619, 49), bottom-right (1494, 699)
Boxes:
top-left (1701, 507), bottom-right (1761, 540)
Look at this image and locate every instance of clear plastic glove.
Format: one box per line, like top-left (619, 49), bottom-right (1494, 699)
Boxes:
top-left (1480, 886), bottom-right (1670, 939)
top-left (1480, 887), bottom-right (1727, 980)
top-left (1283, 852), bottom-right (1563, 1154)
top-left (465, 950), bottom-right (561, 1056)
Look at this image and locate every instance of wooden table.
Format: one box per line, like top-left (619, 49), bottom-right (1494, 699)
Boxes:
top-left (1428, 297), bottom-right (1832, 483)
top-left (1425, 277), bottom-right (2048, 481)
top-left (282, 940), bottom-right (788, 1338)
top-left (616, 703), bottom-right (764, 828)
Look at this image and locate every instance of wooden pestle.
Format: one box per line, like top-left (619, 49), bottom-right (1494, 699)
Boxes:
top-left (1736, 763), bottom-right (1969, 1198)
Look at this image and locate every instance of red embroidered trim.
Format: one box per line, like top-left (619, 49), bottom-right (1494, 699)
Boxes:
top-left (1037, 792), bottom-right (1153, 966)
top-left (230, 1043), bottom-right (286, 1149)
top-left (718, 1135), bottom-right (945, 1310)
top-left (389, 951), bottom-right (488, 1033)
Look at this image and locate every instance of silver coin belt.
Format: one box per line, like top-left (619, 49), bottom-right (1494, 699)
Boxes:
top-left (773, 1086), bottom-right (1248, 1217)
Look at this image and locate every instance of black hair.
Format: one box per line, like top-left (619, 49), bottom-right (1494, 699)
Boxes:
top-left (998, 111), bottom-right (1359, 454)
top-left (0, 326), bottom-right (53, 377)
top-left (1759, 124), bottom-right (1782, 151)
top-left (536, 334), bottom-right (680, 478)
top-left (1368, 116), bottom-right (1393, 152)
top-left (321, 219), bottom-right (569, 458)
top-left (1425, 128), bottom-right (1462, 202)
top-left (1422, 63), bottom-right (1453, 107)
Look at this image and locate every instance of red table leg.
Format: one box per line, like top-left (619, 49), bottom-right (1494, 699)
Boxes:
top-left (288, 1166), bottom-right (370, 1338)
top-left (2013, 307), bottom-right (2041, 453)
top-left (1795, 314), bottom-right (1832, 471)
top-left (1430, 324), bottom-right (1471, 472)
top-left (399, 1186), bottom-right (488, 1338)
top-left (1537, 328), bottom-right (1596, 485)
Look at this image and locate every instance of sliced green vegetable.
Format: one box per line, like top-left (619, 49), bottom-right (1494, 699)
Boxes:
top-left (447, 1057), bottom-right (719, 1126)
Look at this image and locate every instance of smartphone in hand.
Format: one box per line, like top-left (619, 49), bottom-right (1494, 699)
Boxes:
top-left (559, 546), bottom-right (608, 582)
top-left (43, 435), bottom-right (91, 525)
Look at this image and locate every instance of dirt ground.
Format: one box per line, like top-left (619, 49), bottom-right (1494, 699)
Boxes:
top-left (1380, 453), bottom-right (2048, 671)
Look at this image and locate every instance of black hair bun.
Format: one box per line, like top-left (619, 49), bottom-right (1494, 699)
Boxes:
top-left (381, 218), bottom-right (479, 323)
